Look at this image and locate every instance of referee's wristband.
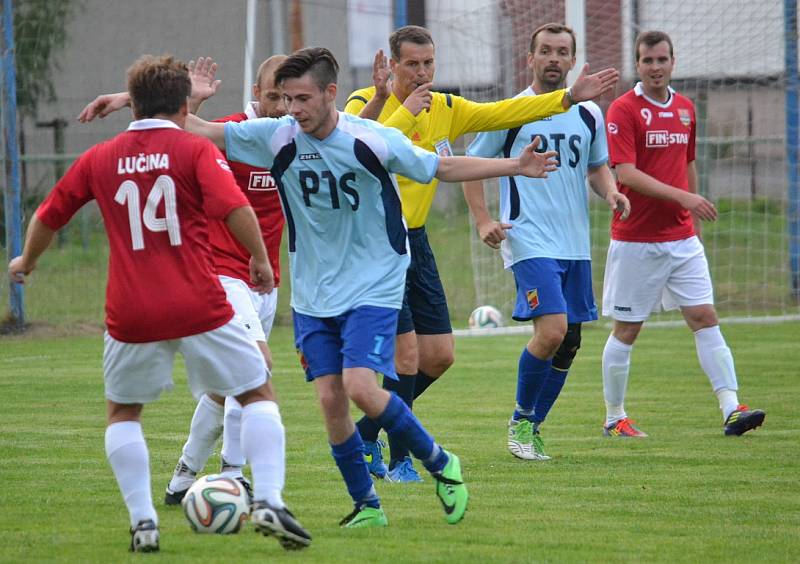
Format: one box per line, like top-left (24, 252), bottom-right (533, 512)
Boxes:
top-left (565, 87), bottom-right (576, 107)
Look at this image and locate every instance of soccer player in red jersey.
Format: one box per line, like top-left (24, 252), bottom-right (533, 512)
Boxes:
top-left (161, 55), bottom-right (293, 506)
top-left (601, 31), bottom-right (765, 437)
top-left (9, 55), bottom-right (310, 551)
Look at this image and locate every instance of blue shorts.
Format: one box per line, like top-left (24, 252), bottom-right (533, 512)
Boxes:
top-left (397, 227), bottom-right (452, 336)
top-left (293, 306), bottom-right (398, 381)
top-left (511, 258), bottom-right (598, 323)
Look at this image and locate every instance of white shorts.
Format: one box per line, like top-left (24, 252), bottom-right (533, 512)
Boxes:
top-left (103, 319), bottom-right (267, 404)
top-left (602, 236), bottom-right (714, 322)
top-left (219, 275), bottom-right (278, 343)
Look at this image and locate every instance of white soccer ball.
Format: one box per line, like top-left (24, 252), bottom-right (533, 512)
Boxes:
top-left (468, 305), bottom-right (504, 329)
top-left (182, 474), bottom-right (250, 534)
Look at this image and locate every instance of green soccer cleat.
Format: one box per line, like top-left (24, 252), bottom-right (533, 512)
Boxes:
top-left (508, 419), bottom-right (551, 460)
top-left (434, 451), bottom-right (468, 525)
top-left (339, 506), bottom-right (389, 528)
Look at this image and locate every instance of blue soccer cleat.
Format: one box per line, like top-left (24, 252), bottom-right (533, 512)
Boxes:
top-left (363, 439), bottom-right (389, 479)
top-left (386, 456), bottom-right (423, 483)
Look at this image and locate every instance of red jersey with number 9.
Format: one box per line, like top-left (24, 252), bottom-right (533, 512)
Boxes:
top-left (606, 84), bottom-right (696, 242)
top-left (35, 120), bottom-right (248, 342)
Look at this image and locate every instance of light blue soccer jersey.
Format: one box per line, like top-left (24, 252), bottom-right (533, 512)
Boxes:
top-left (467, 87), bottom-right (608, 267)
top-left (224, 112), bottom-right (440, 317)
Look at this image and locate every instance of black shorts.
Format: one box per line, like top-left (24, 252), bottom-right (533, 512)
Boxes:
top-left (397, 227), bottom-right (452, 336)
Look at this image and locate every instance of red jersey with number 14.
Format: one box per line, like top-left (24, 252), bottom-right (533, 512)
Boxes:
top-left (209, 105), bottom-right (285, 287)
top-left (606, 83), bottom-right (696, 242)
top-left (35, 119), bottom-right (248, 343)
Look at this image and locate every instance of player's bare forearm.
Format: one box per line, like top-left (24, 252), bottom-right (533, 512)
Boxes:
top-left (615, 163), bottom-right (685, 203)
top-left (8, 215), bottom-right (57, 282)
top-left (589, 165), bottom-right (630, 220)
top-left (186, 114), bottom-right (226, 150)
top-left (77, 91), bottom-right (131, 123)
top-left (462, 180), bottom-right (493, 225)
top-left (687, 160), bottom-right (699, 194)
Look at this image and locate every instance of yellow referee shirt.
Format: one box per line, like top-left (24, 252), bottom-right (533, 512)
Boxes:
top-left (344, 87), bottom-right (568, 228)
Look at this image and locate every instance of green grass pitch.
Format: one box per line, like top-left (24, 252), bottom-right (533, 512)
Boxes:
top-left (1, 322), bottom-right (797, 562)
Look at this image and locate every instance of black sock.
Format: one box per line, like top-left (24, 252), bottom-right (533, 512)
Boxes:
top-left (413, 370), bottom-right (437, 400)
top-left (385, 374), bottom-right (416, 467)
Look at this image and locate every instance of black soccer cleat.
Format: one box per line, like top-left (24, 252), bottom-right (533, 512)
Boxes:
top-left (164, 485), bottom-right (189, 506)
top-left (234, 475), bottom-right (253, 504)
top-left (129, 519), bottom-right (159, 553)
top-left (724, 405), bottom-right (766, 436)
top-left (251, 500), bottom-right (311, 550)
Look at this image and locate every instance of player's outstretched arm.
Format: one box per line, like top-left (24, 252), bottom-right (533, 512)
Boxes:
top-left (616, 162), bottom-right (716, 221)
top-left (462, 180), bottom-right (511, 249)
top-left (568, 64), bottom-right (620, 105)
top-left (224, 206), bottom-right (274, 294)
top-left (77, 91), bottom-right (131, 122)
top-left (436, 137), bottom-right (557, 183)
top-left (187, 56), bottom-right (221, 115)
top-left (588, 165), bottom-right (630, 220)
top-left (8, 216), bottom-right (57, 283)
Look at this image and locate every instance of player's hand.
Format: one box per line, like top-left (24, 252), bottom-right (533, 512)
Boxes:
top-left (477, 219), bottom-right (511, 250)
top-left (517, 136), bottom-right (558, 178)
top-left (403, 82), bottom-right (433, 116)
top-left (8, 256), bottom-right (34, 284)
top-left (188, 57), bottom-right (221, 109)
top-left (569, 64), bottom-right (619, 103)
top-left (606, 191), bottom-right (631, 220)
top-left (249, 257), bottom-right (274, 295)
top-left (680, 192), bottom-right (717, 221)
top-left (372, 49), bottom-right (391, 100)
top-left (77, 92), bottom-right (130, 122)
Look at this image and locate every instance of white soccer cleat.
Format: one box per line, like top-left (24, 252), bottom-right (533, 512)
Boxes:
top-left (508, 419), bottom-right (551, 461)
top-left (129, 519), bottom-right (159, 553)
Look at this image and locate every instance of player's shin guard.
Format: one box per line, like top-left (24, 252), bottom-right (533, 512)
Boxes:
top-left (181, 394), bottom-right (224, 472)
top-left (377, 393), bottom-right (448, 474)
top-left (514, 348), bottom-right (551, 421)
top-left (105, 421), bottom-right (157, 527)
top-left (241, 401), bottom-right (286, 508)
top-left (331, 431), bottom-right (380, 509)
top-left (533, 324), bottom-right (581, 425)
top-left (694, 326), bottom-right (740, 419)
top-left (602, 334), bottom-right (632, 424)
top-left (221, 396), bottom-right (245, 468)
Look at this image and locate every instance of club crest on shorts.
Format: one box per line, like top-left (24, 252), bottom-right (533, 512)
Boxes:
top-left (296, 349), bottom-right (309, 372)
top-left (526, 288), bottom-right (540, 310)
top-left (678, 108), bottom-right (691, 127)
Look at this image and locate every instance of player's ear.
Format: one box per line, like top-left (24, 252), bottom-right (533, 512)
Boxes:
top-left (252, 83), bottom-right (260, 100)
top-left (325, 82), bottom-right (337, 101)
top-left (526, 52), bottom-right (534, 70)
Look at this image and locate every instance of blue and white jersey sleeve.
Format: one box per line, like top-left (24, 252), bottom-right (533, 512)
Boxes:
top-left (224, 116), bottom-right (292, 169)
top-left (582, 102), bottom-right (609, 168)
top-left (466, 129), bottom-right (505, 159)
top-left (380, 125), bottom-right (439, 184)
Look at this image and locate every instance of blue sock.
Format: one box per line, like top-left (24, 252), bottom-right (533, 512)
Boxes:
top-left (331, 431), bottom-right (380, 509)
top-left (355, 373), bottom-right (415, 444)
top-left (384, 374), bottom-right (416, 467)
top-left (375, 393), bottom-right (448, 474)
top-left (513, 348), bottom-right (552, 422)
top-left (532, 366), bottom-right (568, 425)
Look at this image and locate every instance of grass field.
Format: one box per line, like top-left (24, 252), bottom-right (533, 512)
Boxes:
top-left (1, 322), bottom-right (797, 562)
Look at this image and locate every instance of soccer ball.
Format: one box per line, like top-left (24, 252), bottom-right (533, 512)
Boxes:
top-left (468, 305), bottom-right (504, 329)
top-left (182, 474), bottom-right (250, 534)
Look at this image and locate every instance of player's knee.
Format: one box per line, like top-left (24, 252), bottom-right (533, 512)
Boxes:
top-left (552, 324), bottom-right (582, 371)
top-left (684, 306), bottom-right (718, 330)
top-left (317, 384), bottom-right (346, 417)
top-left (534, 327), bottom-right (568, 358)
top-left (395, 346), bottom-right (419, 374)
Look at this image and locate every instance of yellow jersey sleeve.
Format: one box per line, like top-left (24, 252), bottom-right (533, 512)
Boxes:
top-left (448, 89), bottom-right (568, 139)
top-left (344, 87), bottom-right (374, 115)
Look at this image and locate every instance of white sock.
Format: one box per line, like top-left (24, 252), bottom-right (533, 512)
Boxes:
top-left (694, 327), bottom-right (739, 417)
top-left (241, 401), bottom-right (285, 508)
top-left (105, 421), bottom-right (157, 527)
top-left (716, 389), bottom-right (740, 421)
top-left (602, 334), bottom-right (633, 425)
top-left (221, 396), bottom-right (245, 471)
top-left (180, 394), bottom-right (224, 472)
